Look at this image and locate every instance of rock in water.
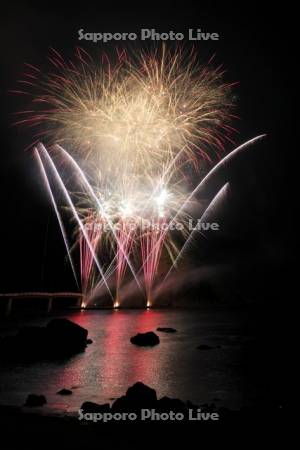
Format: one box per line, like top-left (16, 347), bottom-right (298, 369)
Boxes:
top-left (24, 394), bottom-right (47, 407)
top-left (126, 382), bottom-right (157, 403)
top-left (197, 344), bottom-right (214, 350)
top-left (157, 327), bottom-right (177, 333)
top-left (57, 388), bottom-right (72, 396)
top-left (0, 318), bottom-right (89, 362)
top-left (112, 382), bottom-right (157, 411)
top-left (157, 396), bottom-right (186, 412)
top-left (46, 318), bottom-right (88, 355)
top-left (130, 331), bottom-right (160, 346)
top-left (81, 402), bottom-right (111, 413)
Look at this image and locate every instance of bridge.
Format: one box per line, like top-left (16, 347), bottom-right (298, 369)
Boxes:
top-left (0, 292), bottom-right (84, 317)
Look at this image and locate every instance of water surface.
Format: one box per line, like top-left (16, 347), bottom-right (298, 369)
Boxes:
top-left (0, 309), bottom-right (255, 413)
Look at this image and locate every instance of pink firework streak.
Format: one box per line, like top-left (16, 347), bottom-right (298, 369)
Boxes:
top-left (140, 217), bottom-right (167, 307)
top-left (115, 221), bottom-right (135, 307)
top-left (80, 216), bottom-right (102, 299)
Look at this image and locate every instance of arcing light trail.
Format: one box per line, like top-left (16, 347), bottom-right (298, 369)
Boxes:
top-left (36, 143), bottom-right (114, 300)
top-left (159, 134), bottom-right (267, 282)
top-left (34, 148), bottom-right (79, 289)
top-left (54, 143), bottom-right (143, 294)
top-left (15, 46), bottom-right (255, 307)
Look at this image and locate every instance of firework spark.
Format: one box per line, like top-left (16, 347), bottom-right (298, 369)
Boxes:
top-left (16, 47), bottom-right (236, 171)
top-left (15, 46), bottom-right (237, 306)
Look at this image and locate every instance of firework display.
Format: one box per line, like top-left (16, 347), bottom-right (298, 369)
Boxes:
top-left (15, 46), bottom-right (237, 307)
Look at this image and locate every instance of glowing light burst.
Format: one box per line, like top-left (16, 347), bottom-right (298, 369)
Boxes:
top-left (15, 46), bottom-right (237, 306)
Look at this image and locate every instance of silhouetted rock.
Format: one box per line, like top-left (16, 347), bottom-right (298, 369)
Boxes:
top-left (78, 382), bottom-right (242, 421)
top-left (81, 402), bottom-right (111, 413)
top-left (126, 382), bottom-right (157, 403)
top-left (46, 319), bottom-right (88, 355)
top-left (130, 331), bottom-right (160, 346)
top-left (112, 382), bottom-right (157, 411)
top-left (57, 388), bottom-right (72, 396)
top-left (0, 319), bottom-right (89, 362)
top-left (18, 326), bottom-right (47, 341)
top-left (197, 344), bottom-right (214, 350)
top-left (157, 396), bottom-right (186, 412)
top-left (111, 396), bottom-right (128, 411)
top-left (24, 394), bottom-right (47, 407)
top-left (86, 339), bottom-right (93, 344)
top-left (186, 400), bottom-right (199, 410)
top-left (157, 327), bottom-right (177, 333)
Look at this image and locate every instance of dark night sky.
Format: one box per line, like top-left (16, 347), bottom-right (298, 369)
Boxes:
top-left (0, 2), bottom-right (295, 300)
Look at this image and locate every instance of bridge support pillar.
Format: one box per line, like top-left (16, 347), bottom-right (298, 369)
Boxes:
top-left (47, 297), bottom-right (53, 313)
top-left (5, 298), bottom-right (13, 317)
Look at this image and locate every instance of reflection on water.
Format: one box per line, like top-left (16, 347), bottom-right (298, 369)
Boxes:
top-left (0, 309), bottom-right (255, 412)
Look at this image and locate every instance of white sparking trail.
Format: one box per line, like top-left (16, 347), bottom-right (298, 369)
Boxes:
top-left (34, 147), bottom-right (79, 288)
top-left (37, 143), bottom-right (114, 301)
top-left (195, 134), bottom-right (267, 194)
top-left (55, 144), bottom-right (143, 292)
top-left (162, 182), bottom-right (230, 284)
top-left (135, 135), bottom-right (266, 281)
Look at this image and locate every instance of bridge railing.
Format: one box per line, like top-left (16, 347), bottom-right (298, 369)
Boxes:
top-left (0, 293), bottom-right (84, 316)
